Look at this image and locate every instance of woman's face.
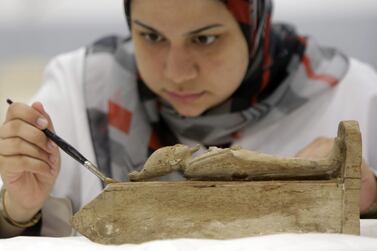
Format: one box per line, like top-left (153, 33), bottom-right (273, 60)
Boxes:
top-left (131, 0), bottom-right (248, 117)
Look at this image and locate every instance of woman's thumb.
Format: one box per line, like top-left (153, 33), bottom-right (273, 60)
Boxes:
top-left (31, 101), bottom-right (55, 132)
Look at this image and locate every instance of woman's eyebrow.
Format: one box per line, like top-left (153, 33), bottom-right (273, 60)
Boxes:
top-left (133, 20), bottom-right (224, 36)
top-left (133, 20), bottom-right (160, 33)
top-left (185, 24), bottom-right (224, 36)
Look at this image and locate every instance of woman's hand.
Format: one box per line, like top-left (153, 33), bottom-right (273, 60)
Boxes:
top-left (0, 101), bottom-right (60, 223)
top-left (296, 137), bottom-right (377, 214)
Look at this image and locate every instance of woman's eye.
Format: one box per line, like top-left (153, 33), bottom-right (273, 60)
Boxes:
top-left (140, 32), bottom-right (164, 43)
top-left (192, 35), bottom-right (218, 45)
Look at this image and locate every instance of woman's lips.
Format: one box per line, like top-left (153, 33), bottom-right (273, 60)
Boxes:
top-left (165, 90), bottom-right (205, 103)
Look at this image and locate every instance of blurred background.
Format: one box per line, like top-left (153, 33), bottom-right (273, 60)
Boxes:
top-left (1, 0), bottom-right (377, 122)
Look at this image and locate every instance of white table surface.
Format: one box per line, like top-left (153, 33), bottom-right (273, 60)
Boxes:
top-left (0, 220), bottom-right (376, 251)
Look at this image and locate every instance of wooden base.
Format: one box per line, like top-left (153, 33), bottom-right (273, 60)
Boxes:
top-left (72, 179), bottom-right (359, 244)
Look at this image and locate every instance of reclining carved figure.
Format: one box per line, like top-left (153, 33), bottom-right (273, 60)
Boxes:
top-left (128, 138), bottom-right (344, 181)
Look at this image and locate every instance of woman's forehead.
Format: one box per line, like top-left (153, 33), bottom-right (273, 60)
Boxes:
top-left (131, 0), bottom-right (228, 17)
top-left (130, 0), bottom-right (239, 32)
top-left (126, 0), bottom-right (254, 23)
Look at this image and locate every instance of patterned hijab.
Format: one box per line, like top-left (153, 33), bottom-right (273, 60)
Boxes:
top-left (84, 0), bottom-right (348, 181)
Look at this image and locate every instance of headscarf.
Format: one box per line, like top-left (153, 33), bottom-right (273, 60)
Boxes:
top-left (83, 0), bottom-right (348, 181)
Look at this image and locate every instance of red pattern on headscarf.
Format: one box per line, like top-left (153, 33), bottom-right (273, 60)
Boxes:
top-left (225, 0), bottom-right (251, 24)
top-left (299, 36), bottom-right (339, 87)
top-left (108, 100), bottom-right (132, 134)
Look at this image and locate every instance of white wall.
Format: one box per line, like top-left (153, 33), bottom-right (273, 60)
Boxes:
top-left (1, 0), bottom-right (377, 121)
top-left (274, 0), bottom-right (377, 69)
top-left (0, 0), bottom-right (126, 61)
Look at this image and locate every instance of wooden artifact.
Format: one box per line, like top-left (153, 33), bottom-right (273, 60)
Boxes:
top-left (71, 121), bottom-right (361, 244)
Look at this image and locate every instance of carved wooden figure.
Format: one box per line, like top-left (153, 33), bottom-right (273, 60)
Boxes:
top-left (71, 121), bottom-right (361, 244)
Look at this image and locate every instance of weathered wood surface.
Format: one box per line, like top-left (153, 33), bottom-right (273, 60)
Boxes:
top-left (72, 181), bottom-right (351, 244)
top-left (71, 121), bottom-right (361, 244)
top-left (128, 144), bottom-right (343, 181)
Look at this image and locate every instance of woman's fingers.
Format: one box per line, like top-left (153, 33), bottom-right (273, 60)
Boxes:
top-left (0, 101), bottom-right (60, 181)
top-left (0, 137), bottom-right (55, 167)
top-left (5, 102), bottom-right (49, 130)
top-left (295, 137), bottom-right (334, 159)
top-left (31, 102), bottom-right (60, 175)
top-left (0, 155), bottom-right (53, 180)
top-left (360, 161), bottom-right (377, 213)
top-left (31, 102), bottom-right (56, 132)
top-left (0, 119), bottom-right (56, 154)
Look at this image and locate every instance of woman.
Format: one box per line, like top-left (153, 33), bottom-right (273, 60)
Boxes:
top-left (0, 0), bottom-right (376, 237)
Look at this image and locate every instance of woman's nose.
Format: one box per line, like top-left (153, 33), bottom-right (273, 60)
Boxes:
top-left (164, 46), bottom-right (198, 84)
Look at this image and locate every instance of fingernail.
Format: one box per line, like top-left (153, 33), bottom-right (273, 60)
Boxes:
top-left (36, 117), bottom-right (48, 128)
top-left (47, 140), bottom-right (57, 150)
top-left (39, 103), bottom-right (45, 113)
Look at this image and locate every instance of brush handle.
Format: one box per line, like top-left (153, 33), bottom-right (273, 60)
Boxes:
top-left (43, 128), bottom-right (87, 165)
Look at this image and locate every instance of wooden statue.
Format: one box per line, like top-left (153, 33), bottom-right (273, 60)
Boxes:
top-left (71, 121), bottom-right (361, 244)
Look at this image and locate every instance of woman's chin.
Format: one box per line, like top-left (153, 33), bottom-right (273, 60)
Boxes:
top-left (173, 105), bottom-right (206, 117)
